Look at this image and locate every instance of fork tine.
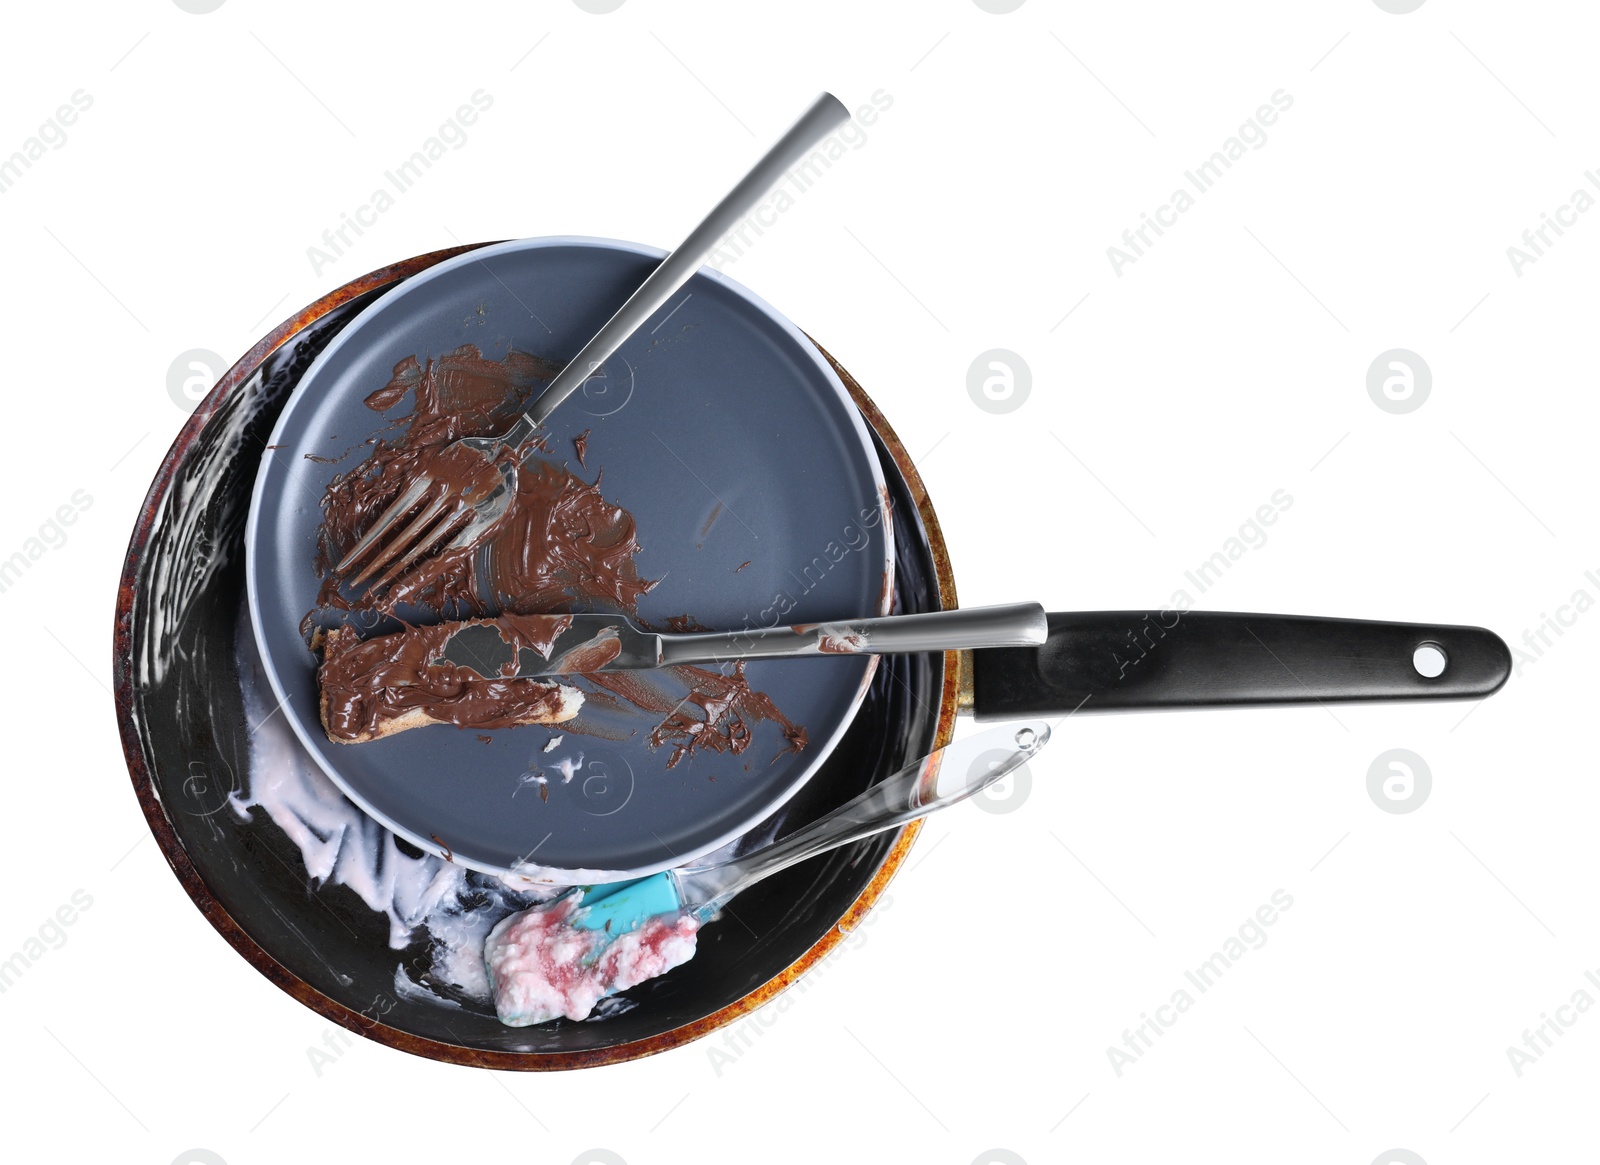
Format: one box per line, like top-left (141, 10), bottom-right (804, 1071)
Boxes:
top-left (349, 494), bottom-right (456, 587)
top-left (365, 506), bottom-right (475, 597)
top-left (335, 477), bottom-right (432, 575)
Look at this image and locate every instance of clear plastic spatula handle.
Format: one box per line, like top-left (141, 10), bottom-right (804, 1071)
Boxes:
top-left (675, 720), bottom-right (1051, 913)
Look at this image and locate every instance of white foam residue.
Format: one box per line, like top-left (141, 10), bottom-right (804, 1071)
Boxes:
top-left (512, 770), bottom-right (548, 799)
top-left (484, 896), bottom-right (700, 1026)
top-left (233, 621), bottom-right (559, 1004)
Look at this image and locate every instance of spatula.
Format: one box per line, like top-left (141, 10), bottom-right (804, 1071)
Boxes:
top-left (567, 719), bottom-right (1049, 935)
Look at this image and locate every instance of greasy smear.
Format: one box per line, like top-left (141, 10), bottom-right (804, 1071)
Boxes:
top-left (698, 502), bottom-right (723, 540)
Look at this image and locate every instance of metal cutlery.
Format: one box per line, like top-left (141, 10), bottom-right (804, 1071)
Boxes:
top-left (421, 603), bottom-right (1050, 682)
top-left (336, 92), bottom-right (854, 595)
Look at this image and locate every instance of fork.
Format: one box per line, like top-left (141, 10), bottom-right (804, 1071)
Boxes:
top-left (336, 92), bottom-right (854, 594)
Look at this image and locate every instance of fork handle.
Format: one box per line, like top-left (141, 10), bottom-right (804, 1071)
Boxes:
top-left (656, 603), bottom-right (1049, 666)
top-left (523, 93), bottom-right (852, 427)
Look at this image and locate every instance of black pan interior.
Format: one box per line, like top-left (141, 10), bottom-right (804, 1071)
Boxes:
top-left (118, 279), bottom-right (944, 1058)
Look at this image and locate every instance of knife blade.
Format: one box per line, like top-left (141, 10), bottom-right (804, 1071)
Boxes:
top-left (412, 603), bottom-right (1049, 681)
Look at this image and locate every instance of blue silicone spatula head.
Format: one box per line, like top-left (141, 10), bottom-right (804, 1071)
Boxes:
top-left (572, 872), bottom-right (682, 933)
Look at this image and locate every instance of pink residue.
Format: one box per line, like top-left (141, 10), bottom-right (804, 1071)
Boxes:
top-left (484, 894), bottom-right (700, 1025)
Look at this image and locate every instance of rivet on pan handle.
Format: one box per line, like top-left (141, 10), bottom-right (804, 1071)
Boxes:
top-left (968, 611), bottom-right (1512, 720)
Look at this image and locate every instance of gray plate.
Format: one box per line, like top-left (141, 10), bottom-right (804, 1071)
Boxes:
top-left (245, 237), bottom-right (893, 880)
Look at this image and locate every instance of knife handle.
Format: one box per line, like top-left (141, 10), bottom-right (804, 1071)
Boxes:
top-left (658, 602), bottom-right (1049, 666)
top-left (969, 611), bottom-right (1511, 720)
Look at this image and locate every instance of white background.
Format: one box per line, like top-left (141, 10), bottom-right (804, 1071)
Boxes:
top-left (1, 1), bottom-right (1593, 1163)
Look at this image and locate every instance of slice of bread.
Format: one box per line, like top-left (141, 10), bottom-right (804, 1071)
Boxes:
top-left (318, 623), bottom-right (583, 745)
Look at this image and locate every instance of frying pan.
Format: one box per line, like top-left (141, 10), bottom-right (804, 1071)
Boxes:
top-left (247, 237), bottom-right (1511, 883)
top-left (115, 241), bottom-right (1510, 1069)
top-left (116, 244), bottom-right (953, 1068)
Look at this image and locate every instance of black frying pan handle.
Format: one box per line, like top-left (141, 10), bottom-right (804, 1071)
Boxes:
top-left (969, 611), bottom-right (1511, 720)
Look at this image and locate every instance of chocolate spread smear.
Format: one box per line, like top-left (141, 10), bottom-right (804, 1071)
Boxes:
top-left (306, 344), bottom-right (806, 761)
top-left (314, 345), bottom-right (649, 620)
top-left (319, 617), bottom-right (581, 743)
top-left (662, 614), bottom-right (711, 633)
top-left (648, 662), bottom-right (808, 769)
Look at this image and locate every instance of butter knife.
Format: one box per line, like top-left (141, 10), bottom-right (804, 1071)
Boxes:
top-left (422, 603), bottom-right (1049, 680)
